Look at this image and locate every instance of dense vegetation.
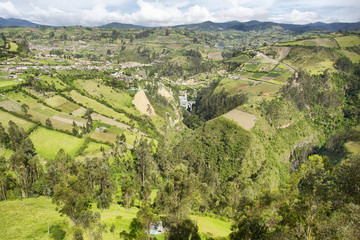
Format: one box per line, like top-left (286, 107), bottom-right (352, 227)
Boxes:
top-left (0, 25), bottom-right (359, 240)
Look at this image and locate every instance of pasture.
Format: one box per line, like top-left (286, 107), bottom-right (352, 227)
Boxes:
top-left (0, 109), bottom-right (35, 132)
top-left (278, 37), bottom-right (338, 48)
top-left (29, 127), bottom-right (85, 159)
top-left (245, 82), bottom-right (280, 96)
top-left (215, 78), bottom-right (251, 95)
top-left (69, 90), bottom-right (132, 124)
top-left (0, 79), bottom-right (20, 90)
top-left (45, 95), bottom-right (81, 113)
top-left (0, 196), bottom-right (232, 240)
top-left (335, 35), bottom-right (360, 48)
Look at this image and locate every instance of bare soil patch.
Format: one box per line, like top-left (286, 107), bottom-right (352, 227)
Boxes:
top-left (132, 90), bottom-right (155, 116)
top-left (223, 109), bottom-right (257, 130)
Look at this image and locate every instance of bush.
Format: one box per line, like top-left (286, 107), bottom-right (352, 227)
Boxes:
top-left (50, 224), bottom-right (66, 240)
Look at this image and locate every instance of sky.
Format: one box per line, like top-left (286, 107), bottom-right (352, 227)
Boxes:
top-left (0, 0), bottom-right (359, 27)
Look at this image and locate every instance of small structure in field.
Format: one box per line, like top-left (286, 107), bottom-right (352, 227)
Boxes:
top-left (149, 221), bottom-right (164, 235)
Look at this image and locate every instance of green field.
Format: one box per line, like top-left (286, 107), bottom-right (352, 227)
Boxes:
top-left (0, 197), bottom-right (70, 240)
top-left (0, 197), bottom-right (231, 240)
top-left (245, 82), bottom-right (280, 96)
top-left (0, 109), bottom-right (35, 132)
top-left (339, 50), bottom-right (360, 63)
top-left (278, 37), bottom-right (339, 48)
top-left (283, 46), bottom-right (341, 73)
top-left (215, 78), bottom-right (251, 95)
top-left (69, 90), bottom-right (132, 124)
top-left (29, 127), bottom-right (85, 158)
top-left (9, 42), bottom-right (18, 52)
top-left (82, 141), bottom-right (111, 154)
top-left (191, 215), bottom-right (232, 238)
top-left (335, 35), bottom-right (360, 48)
top-left (45, 95), bottom-right (81, 113)
top-left (0, 79), bottom-right (20, 89)
top-left (75, 80), bottom-right (137, 115)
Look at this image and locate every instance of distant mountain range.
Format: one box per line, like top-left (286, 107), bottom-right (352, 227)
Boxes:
top-left (1, 17), bottom-right (359, 33)
top-left (175, 20), bottom-right (360, 32)
top-left (0, 17), bottom-right (42, 27)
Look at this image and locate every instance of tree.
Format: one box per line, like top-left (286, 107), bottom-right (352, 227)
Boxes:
top-left (46, 118), bottom-right (53, 128)
top-left (133, 138), bottom-right (154, 203)
top-left (0, 156), bottom-right (15, 200)
top-left (168, 219), bottom-right (201, 240)
top-left (120, 204), bottom-right (156, 240)
top-left (8, 120), bottom-right (27, 151)
top-left (9, 138), bottom-right (44, 197)
top-left (0, 122), bottom-right (10, 148)
top-left (156, 164), bottom-right (197, 223)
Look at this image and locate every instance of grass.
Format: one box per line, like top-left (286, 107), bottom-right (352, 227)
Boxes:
top-left (0, 197), bottom-right (231, 240)
top-left (283, 46), bottom-right (341, 73)
top-left (215, 79), bottom-right (251, 95)
top-left (0, 109), bottom-right (35, 132)
top-left (91, 132), bottom-right (117, 143)
top-left (344, 141), bottom-right (360, 155)
top-left (245, 83), bottom-right (280, 96)
top-left (9, 42), bottom-right (18, 52)
top-left (335, 35), bottom-right (360, 48)
top-left (191, 215), bottom-right (232, 238)
top-left (0, 147), bottom-right (14, 158)
top-left (339, 50), bottom-right (360, 63)
top-left (69, 90), bottom-right (132, 124)
top-left (45, 95), bottom-right (81, 114)
top-left (82, 141), bottom-right (111, 155)
top-left (0, 79), bottom-right (20, 89)
top-left (29, 127), bottom-right (85, 159)
top-left (0, 197), bottom-right (69, 240)
top-left (75, 80), bottom-right (134, 115)
top-left (278, 38), bottom-right (338, 48)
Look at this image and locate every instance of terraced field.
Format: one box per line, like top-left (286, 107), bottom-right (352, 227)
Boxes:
top-left (0, 109), bottom-right (35, 132)
top-left (29, 127), bottom-right (85, 158)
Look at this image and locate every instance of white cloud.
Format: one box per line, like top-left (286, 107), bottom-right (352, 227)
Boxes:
top-left (270, 9), bottom-right (321, 24)
top-left (0, 0), bottom-right (358, 26)
top-left (0, 1), bottom-right (21, 18)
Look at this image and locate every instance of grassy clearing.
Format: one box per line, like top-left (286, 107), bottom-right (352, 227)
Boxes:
top-left (283, 46), bottom-right (340, 73)
top-left (69, 90), bottom-right (132, 124)
top-left (191, 215), bottom-right (232, 238)
top-left (76, 80), bottom-right (136, 115)
top-left (40, 75), bottom-right (67, 90)
top-left (0, 109), bottom-right (35, 132)
top-left (0, 196), bottom-right (231, 240)
top-left (82, 141), bottom-right (111, 155)
top-left (0, 79), bottom-right (20, 89)
top-left (344, 141), bottom-right (360, 155)
top-left (339, 50), bottom-right (360, 63)
top-left (215, 79), bottom-right (251, 95)
top-left (278, 38), bottom-right (338, 48)
top-left (335, 35), bottom-right (360, 48)
top-left (29, 127), bottom-right (84, 159)
top-left (245, 83), bottom-right (280, 96)
top-left (91, 132), bottom-right (117, 143)
top-left (9, 42), bottom-right (18, 52)
top-left (0, 148), bottom-right (14, 158)
top-left (0, 197), bottom-right (69, 240)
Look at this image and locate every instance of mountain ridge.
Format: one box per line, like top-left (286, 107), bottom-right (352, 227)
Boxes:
top-left (1, 17), bottom-right (360, 32)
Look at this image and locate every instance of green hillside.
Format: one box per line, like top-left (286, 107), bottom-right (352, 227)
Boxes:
top-left (0, 25), bottom-right (359, 240)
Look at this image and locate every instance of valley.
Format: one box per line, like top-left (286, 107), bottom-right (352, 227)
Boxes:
top-left (0, 22), bottom-right (359, 240)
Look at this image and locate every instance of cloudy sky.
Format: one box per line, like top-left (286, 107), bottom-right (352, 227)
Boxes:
top-left (0, 0), bottom-right (359, 26)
